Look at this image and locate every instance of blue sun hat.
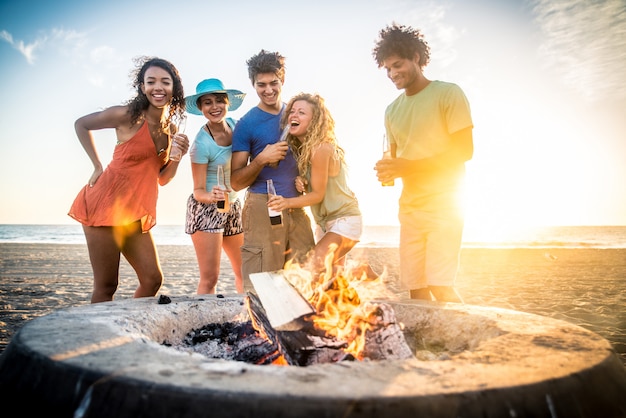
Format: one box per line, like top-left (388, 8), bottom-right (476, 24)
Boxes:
top-left (184, 78), bottom-right (245, 115)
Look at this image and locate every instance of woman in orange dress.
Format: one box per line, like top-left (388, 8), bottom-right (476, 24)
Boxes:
top-left (68, 56), bottom-right (188, 303)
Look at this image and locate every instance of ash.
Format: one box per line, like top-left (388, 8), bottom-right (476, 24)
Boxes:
top-left (167, 321), bottom-right (281, 364)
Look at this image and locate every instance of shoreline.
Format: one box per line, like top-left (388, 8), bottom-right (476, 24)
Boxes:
top-left (1, 243), bottom-right (625, 366)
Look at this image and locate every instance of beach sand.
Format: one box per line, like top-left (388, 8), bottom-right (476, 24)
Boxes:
top-left (1, 243), bottom-right (625, 365)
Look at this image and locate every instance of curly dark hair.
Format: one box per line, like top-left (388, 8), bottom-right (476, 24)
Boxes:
top-left (246, 49), bottom-right (286, 85)
top-left (372, 23), bottom-right (431, 69)
top-left (126, 56), bottom-right (186, 129)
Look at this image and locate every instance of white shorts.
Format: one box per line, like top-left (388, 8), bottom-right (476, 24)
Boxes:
top-left (315, 215), bottom-right (362, 242)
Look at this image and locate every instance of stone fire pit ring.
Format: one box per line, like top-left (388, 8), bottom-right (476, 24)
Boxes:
top-left (1, 295), bottom-right (625, 417)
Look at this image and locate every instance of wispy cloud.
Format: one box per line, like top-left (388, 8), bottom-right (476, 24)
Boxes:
top-left (0, 30), bottom-right (46, 64)
top-left (1, 28), bottom-right (95, 65)
top-left (532, 0), bottom-right (626, 101)
top-left (1, 27), bottom-right (123, 88)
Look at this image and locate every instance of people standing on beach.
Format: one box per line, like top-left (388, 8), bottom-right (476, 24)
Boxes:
top-left (68, 56), bottom-right (188, 303)
top-left (266, 93), bottom-right (365, 280)
top-left (184, 78), bottom-right (246, 294)
top-left (372, 23), bottom-right (474, 302)
top-left (231, 50), bottom-right (315, 292)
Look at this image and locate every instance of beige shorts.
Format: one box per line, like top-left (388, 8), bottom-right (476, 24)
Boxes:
top-left (240, 192), bottom-right (315, 293)
top-left (398, 210), bottom-right (464, 290)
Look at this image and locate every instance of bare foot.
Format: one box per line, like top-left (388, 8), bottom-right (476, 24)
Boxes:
top-left (429, 286), bottom-right (463, 303)
top-left (410, 288), bottom-right (433, 300)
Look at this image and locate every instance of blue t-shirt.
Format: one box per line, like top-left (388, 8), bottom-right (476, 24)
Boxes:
top-left (189, 118), bottom-right (239, 201)
top-left (231, 105), bottom-right (300, 197)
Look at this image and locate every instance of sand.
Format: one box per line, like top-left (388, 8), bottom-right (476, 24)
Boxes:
top-left (1, 243), bottom-right (625, 365)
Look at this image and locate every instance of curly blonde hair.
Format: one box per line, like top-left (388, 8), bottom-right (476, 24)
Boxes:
top-left (281, 93), bottom-right (345, 176)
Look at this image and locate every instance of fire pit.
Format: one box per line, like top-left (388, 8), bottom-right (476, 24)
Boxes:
top-left (1, 295), bottom-right (625, 417)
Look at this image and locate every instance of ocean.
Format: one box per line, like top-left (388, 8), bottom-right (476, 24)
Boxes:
top-left (1, 224), bottom-right (625, 248)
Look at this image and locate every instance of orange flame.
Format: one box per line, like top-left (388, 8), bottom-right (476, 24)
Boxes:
top-left (283, 248), bottom-right (392, 360)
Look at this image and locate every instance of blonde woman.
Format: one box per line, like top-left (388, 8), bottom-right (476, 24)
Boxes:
top-left (267, 93), bottom-right (364, 278)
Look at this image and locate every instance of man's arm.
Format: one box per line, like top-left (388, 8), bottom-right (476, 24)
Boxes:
top-left (230, 151), bottom-right (262, 191)
top-left (230, 142), bottom-right (290, 191)
top-left (375, 127), bottom-right (473, 182)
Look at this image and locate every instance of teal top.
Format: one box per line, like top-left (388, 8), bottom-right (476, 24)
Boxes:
top-left (306, 149), bottom-right (361, 228)
top-left (189, 118), bottom-right (239, 201)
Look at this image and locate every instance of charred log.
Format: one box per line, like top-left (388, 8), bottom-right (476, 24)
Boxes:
top-left (279, 329), bottom-right (355, 366)
top-left (247, 294), bottom-right (354, 366)
top-left (361, 302), bottom-right (414, 360)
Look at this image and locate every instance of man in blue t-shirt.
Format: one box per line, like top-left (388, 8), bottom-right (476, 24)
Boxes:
top-left (231, 49), bottom-right (315, 292)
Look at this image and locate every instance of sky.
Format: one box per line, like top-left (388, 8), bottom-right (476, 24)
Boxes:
top-left (1, 0), bottom-right (625, 239)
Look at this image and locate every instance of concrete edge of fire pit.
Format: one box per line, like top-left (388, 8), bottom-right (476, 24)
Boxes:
top-left (1, 295), bottom-right (625, 418)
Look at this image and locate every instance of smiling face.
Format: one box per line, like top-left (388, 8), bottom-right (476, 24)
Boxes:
top-left (141, 66), bottom-right (174, 108)
top-left (381, 53), bottom-right (422, 94)
top-left (198, 93), bottom-right (229, 124)
top-left (253, 72), bottom-right (282, 112)
top-left (287, 99), bottom-right (314, 139)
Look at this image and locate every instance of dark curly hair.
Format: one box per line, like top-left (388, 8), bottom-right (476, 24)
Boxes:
top-left (372, 23), bottom-right (430, 69)
top-left (126, 56), bottom-right (186, 129)
top-left (246, 49), bottom-right (286, 85)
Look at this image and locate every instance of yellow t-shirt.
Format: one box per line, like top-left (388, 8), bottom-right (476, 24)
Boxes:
top-left (385, 80), bottom-right (473, 213)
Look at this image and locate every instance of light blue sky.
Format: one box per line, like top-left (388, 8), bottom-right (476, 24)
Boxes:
top-left (1, 0), bottom-right (625, 237)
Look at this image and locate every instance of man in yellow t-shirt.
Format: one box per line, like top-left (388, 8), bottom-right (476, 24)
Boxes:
top-left (373, 23), bottom-right (474, 302)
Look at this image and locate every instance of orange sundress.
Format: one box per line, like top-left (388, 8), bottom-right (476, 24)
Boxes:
top-left (68, 122), bottom-right (169, 232)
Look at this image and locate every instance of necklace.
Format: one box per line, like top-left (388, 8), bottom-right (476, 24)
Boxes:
top-left (205, 123), bottom-right (214, 138)
top-left (205, 123), bottom-right (229, 141)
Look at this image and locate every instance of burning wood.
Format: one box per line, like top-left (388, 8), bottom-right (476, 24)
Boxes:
top-left (249, 271), bottom-right (315, 331)
top-left (360, 302), bottom-right (414, 360)
top-left (175, 263), bottom-right (413, 366)
top-left (247, 293), bottom-right (352, 366)
top-left (249, 267), bottom-right (414, 363)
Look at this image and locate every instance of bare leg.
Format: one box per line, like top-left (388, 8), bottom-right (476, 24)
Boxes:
top-left (119, 223), bottom-right (163, 298)
top-left (82, 225), bottom-right (121, 303)
top-left (222, 233), bottom-right (244, 293)
top-left (190, 231), bottom-right (223, 294)
top-left (311, 232), bottom-right (357, 272)
top-left (429, 286), bottom-right (463, 303)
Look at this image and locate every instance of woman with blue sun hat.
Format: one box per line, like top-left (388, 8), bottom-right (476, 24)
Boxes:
top-left (183, 78), bottom-right (246, 294)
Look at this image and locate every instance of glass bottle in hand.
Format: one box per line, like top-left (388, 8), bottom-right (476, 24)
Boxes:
top-left (169, 116), bottom-right (186, 162)
top-left (216, 165), bottom-right (229, 213)
top-left (269, 125), bottom-right (290, 169)
top-left (381, 134), bottom-right (394, 186)
top-left (267, 179), bottom-right (283, 226)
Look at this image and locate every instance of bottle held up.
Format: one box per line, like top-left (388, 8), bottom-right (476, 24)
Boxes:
top-left (169, 116), bottom-right (187, 162)
top-left (216, 164), bottom-right (230, 213)
top-left (267, 179), bottom-right (283, 226)
top-left (381, 134), bottom-right (394, 187)
top-left (269, 124), bottom-right (290, 169)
